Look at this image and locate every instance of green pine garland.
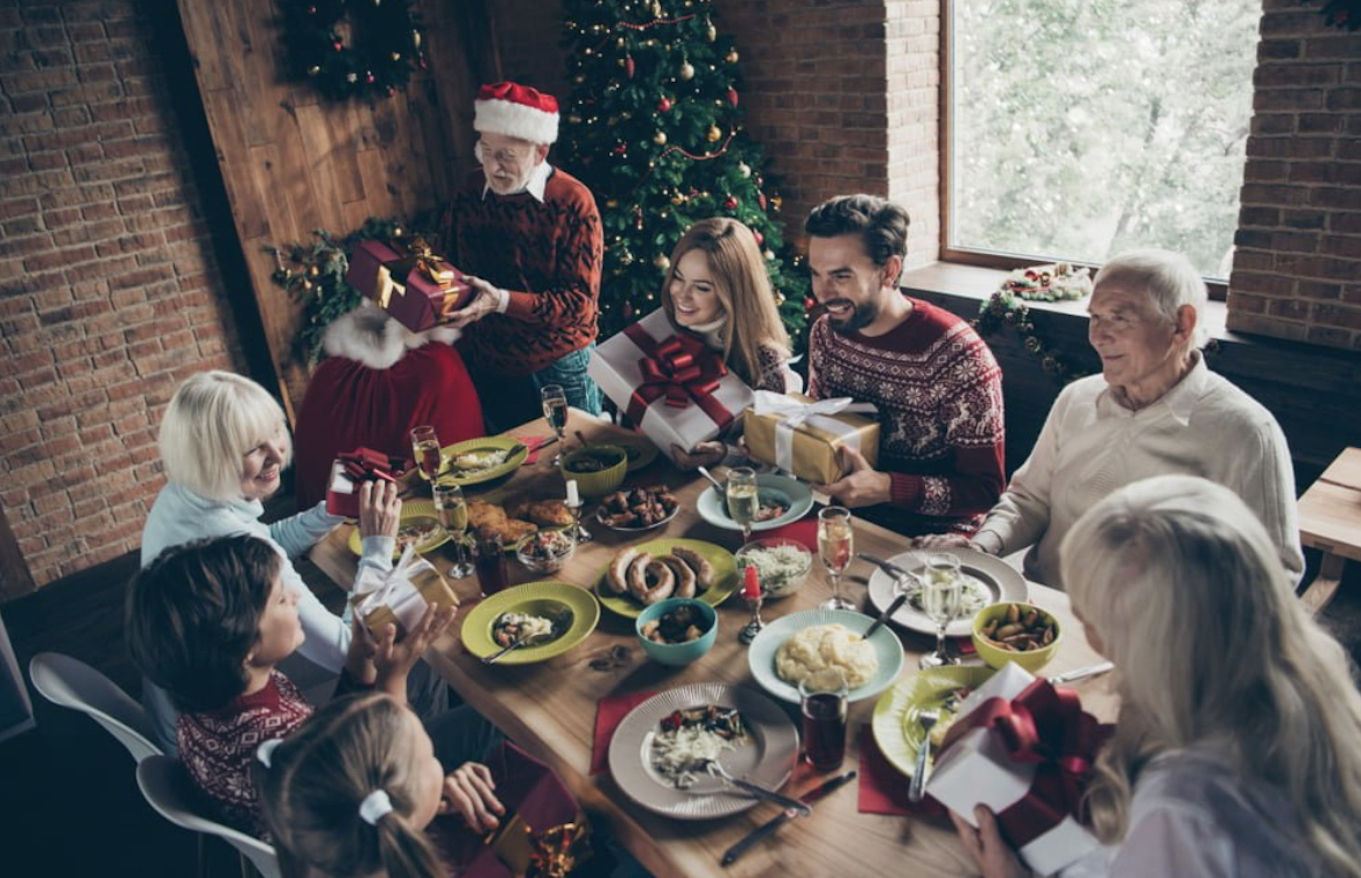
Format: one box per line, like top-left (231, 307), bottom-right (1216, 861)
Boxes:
top-left (267, 216), bottom-right (435, 366)
top-left (278, 0), bottom-right (427, 101)
top-left (1301, 0), bottom-right (1360, 29)
top-left (972, 291), bottom-right (1087, 384)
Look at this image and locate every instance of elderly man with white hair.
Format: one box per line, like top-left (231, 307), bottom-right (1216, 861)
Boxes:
top-left (922, 249), bottom-right (1304, 588)
top-left (439, 81), bottom-right (604, 430)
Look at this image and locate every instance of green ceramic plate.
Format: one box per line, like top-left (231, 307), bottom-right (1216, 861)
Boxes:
top-left (696, 473), bottom-right (815, 532)
top-left (438, 436), bottom-right (529, 486)
top-left (347, 499), bottom-right (449, 558)
top-left (459, 581), bottom-right (601, 665)
top-left (593, 538), bottom-right (739, 619)
top-left (870, 665), bottom-right (996, 778)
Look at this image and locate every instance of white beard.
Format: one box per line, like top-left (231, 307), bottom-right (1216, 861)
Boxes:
top-left (322, 302), bottom-right (460, 370)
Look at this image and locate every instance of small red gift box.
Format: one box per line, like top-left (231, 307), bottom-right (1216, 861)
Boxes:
top-left (325, 447), bottom-right (399, 517)
top-left (346, 238), bottom-right (474, 333)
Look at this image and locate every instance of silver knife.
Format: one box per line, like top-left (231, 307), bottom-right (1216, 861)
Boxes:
top-left (720, 771), bottom-right (856, 866)
top-left (857, 552), bottom-right (917, 583)
top-left (864, 591), bottom-right (909, 639)
top-left (1048, 661), bottom-right (1115, 685)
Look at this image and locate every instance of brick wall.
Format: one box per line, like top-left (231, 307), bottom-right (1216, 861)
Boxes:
top-left (0, 0), bottom-right (246, 596)
top-left (1226, 0), bottom-right (1361, 352)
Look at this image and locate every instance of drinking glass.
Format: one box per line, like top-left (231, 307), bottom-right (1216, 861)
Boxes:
top-left (817, 506), bottom-right (855, 611)
top-left (919, 552), bottom-right (963, 669)
top-left (432, 481), bottom-right (473, 579)
top-left (725, 466), bottom-right (759, 546)
top-left (410, 425), bottom-right (443, 480)
top-left (540, 384), bottom-right (569, 465)
top-left (473, 533), bottom-right (510, 598)
top-left (799, 668), bottom-right (849, 771)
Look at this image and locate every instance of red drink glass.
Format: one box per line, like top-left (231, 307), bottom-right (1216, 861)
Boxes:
top-left (798, 669), bottom-right (849, 771)
top-left (474, 536), bottom-right (510, 596)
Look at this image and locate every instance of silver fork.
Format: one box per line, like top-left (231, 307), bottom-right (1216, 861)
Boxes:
top-left (703, 760), bottom-right (811, 815)
top-left (909, 709), bottom-right (940, 802)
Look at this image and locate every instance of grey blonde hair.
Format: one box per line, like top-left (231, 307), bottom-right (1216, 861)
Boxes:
top-left (159, 370), bottom-right (290, 501)
top-left (660, 217), bottom-right (790, 387)
top-left (1093, 249), bottom-right (1209, 348)
top-left (255, 693), bottom-right (448, 878)
top-left (1060, 475), bottom-right (1361, 876)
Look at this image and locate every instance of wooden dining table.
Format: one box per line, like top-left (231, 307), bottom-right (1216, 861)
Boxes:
top-left (308, 410), bottom-right (1117, 878)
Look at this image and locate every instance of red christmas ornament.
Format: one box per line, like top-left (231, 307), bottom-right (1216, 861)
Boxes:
top-left (724, 195), bottom-right (739, 210)
top-left (753, 229), bottom-right (764, 246)
top-left (623, 301), bottom-right (634, 320)
top-left (332, 40), bottom-right (343, 51)
top-left (759, 193), bottom-right (768, 210)
top-left (365, 73), bottom-right (375, 84)
top-left (613, 143), bottom-right (627, 155)
top-left (658, 95), bottom-right (673, 112)
top-left (307, 5), bottom-right (317, 13)
top-left (419, 58), bottom-right (428, 70)
top-left (727, 86), bottom-right (739, 107)
top-left (626, 56), bottom-right (636, 78)
top-left (804, 296), bottom-right (816, 312)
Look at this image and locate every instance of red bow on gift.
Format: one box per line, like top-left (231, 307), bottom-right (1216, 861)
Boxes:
top-left (938, 679), bottom-right (1112, 848)
top-left (622, 325), bottom-right (734, 429)
top-left (339, 448), bottom-right (399, 483)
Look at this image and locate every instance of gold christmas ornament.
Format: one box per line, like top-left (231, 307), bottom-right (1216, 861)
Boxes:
top-left (679, 61), bottom-right (695, 80)
top-left (706, 125), bottom-right (722, 142)
top-left (412, 30), bottom-right (421, 48)
top-left (390, 52), bottom-right (401, 61)
top-left (670, 192), bottom-right (684, 205)
top-left (605, 198), bottom-right (619, 208)
top-left (654, 254), bottom-right (670, 271)
top-left (653, 130), bottom-right (667, 145)
top-left (307, 65), bottom-right (320, 75)
top-left (738, 162), bottom-right (751, 177)
top-left (620, 251), bottom-right (634, 265)
top-left (726, 50), bottom-right (739, 63)
top-left (568, 114), bottom-right (583, 124)
top-left (763, 249), bottom-right (775, 260)
top-left (705, 21), bottom-right (717, 41)
top-left (771, 196), bottom-right (783, 210)
top-left (573, 74), bottom-right (585, 85)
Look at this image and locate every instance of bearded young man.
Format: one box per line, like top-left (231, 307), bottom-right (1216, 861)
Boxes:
top-left (804, 194), bottom-right (1006, 536)
top-left (439, 82), bottom-right (604, 430)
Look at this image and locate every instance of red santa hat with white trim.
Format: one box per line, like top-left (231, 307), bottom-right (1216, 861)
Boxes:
top-left (473, 81), bottom-right (559, 145)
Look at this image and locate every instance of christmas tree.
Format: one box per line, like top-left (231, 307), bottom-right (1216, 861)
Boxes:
top-left (557, 0), bottom-right (809, 348)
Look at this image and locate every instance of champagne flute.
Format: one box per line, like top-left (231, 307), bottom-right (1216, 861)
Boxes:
top-left (725, 466), bottom-right (759, 546)
top-left (410, 425), bottom-right (443, 481)
top-left (432, 481), bottom-right (473, 579)
top-left (540, 384), bottom-right (569, 465)
top-left (919, 552), bottom-right (963, 668)
top-left (818, 506), bottom-right (855, 610)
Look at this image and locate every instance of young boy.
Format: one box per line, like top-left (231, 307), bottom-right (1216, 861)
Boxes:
top-left (126, 534), bottom-right (462, 836)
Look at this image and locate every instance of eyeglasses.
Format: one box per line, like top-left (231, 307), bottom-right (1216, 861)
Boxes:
top-left (477, 140), bottom-right (531, 165)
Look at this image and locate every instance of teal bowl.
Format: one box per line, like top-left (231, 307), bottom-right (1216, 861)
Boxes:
top-left (635, 598), bottom-right (718, 667)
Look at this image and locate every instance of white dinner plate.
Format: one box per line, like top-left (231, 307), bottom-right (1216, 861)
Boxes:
top-left (864, 547), bottom-right (1028, 637)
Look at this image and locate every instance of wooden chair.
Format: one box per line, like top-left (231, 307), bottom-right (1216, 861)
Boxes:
top-left (136, 754), bottom-right (281, 878)
top-left (28, 652), bottom-right (160, 762)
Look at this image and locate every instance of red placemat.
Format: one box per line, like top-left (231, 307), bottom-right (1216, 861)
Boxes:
top-left (513, 435), bottom-right (549, 465)
top-left (590, 690), bottom-right (657, 775)
top-left (761, 516), bottom-right (818, 550)
top-left (857, 724), bottom-right (945, 817)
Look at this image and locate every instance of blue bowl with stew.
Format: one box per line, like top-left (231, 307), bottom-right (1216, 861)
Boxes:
top-left (635, 598), bottom-right (718, 666)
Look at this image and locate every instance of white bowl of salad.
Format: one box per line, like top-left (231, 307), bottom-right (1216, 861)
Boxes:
top-left (734, 538), bottom-right (813, 599)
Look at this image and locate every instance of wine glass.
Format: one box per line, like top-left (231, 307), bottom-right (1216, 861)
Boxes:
top-left (817, 506), bottom-right (855, 611)
top-left (540, 384), bottom-right (569, 465)
top-left (919, 552), bottom-right (963, 669)
top-left (432, 481), bottom-right (473, 579)
top-left (725, 466), bottom-right (759, 546)
top-left (410, 425), bottom-right (443, 480)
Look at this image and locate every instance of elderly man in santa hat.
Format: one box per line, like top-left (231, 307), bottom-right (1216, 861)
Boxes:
top-left (440, 81), bottom-right (604, 430)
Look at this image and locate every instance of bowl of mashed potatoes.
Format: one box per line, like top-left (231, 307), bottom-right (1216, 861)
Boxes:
top-left (747, 609), bottom-right (905, 704)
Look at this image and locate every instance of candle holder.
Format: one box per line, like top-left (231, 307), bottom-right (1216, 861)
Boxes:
top-left (738, 590), bottom-right (765, 644)
top-left (567, 502), bottom-right (592, 544)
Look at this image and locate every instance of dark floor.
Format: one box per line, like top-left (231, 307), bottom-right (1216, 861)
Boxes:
top-left (3, 531), bottom-right (1360, 876)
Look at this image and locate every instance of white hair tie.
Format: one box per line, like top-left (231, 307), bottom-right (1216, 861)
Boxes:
top-left (359, 789), bottom-right (394, 825)
top-left (256, 738), bottom-right (282, 769)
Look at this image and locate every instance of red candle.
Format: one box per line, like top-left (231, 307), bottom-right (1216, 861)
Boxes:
top-left (743, 565), bottom-right (761, 599)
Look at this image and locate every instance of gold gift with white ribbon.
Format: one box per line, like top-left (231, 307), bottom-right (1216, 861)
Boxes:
top-left (350, 545), bottom-right (458, 636)
top-left (744, 392), bottom-right (880, 484)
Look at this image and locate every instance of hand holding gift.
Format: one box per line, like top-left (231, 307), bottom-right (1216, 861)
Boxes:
top-left (351, 545), bottom-right (460, 640)
top-left (326, 447), bottom-right (401, 518)
top-left (744, 392), bottom-right (880, 484)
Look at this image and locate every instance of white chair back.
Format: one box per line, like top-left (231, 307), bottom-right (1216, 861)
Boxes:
top-left (136, 755), bottom-right (281, 878)
top-left (28, 652), bottom-right (161, 762)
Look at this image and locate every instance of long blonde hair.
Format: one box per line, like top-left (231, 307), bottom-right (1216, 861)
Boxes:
top-left (254, 693), bottom-right (449, 878)
top-left (1060, 475), bottom-right (1361, 876)
top-left (660, 217), bottom-right (789, 386)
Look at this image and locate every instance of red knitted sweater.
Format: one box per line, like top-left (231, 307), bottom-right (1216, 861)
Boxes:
top-left (807, 299), bottom-right (1006, 536)
top-left (178, 671), bottom-right (313, 837)
top-left (441, 167), bottom-right (603, 376)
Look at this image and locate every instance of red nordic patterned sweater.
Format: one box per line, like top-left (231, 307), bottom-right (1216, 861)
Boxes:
top-left (177, 671), bottom-right (313, 838)
top-left (807, 299), bottom-right (1006, 536)
top-left (441, 167), bottom-right (603, 376)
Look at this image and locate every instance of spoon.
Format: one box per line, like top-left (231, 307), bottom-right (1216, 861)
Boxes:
top-left (697, 465), bottom-right (726, 498)
top-left (482, 609), bottom-right (573, 665)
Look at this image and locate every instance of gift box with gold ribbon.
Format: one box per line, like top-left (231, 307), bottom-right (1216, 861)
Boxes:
top-left (350, 546), bottom-right (459, 637)
top-left (925, 664), bottom-right (1112, 876)
top-left (345, 237), bottom-right (473, 333)
top-left (744, 392), bottom-right (880, 485)
top-left (587, 308), bottom-right (753, 465)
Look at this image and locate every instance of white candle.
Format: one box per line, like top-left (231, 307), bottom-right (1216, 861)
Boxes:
top-left (566, 479), bottom-right (580, 507)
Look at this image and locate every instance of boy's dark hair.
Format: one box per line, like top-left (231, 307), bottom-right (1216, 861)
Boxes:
top-left (126, 535), bottom-right (281, 713)
top-left (804, 194), bottom-right (911, 269)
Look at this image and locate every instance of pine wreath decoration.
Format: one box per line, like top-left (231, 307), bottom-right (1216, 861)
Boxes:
top-left (972, 291), bottom-right (1087, 385)
top-left (1301, 0), bottom-right (1360, 29)
top-left (279, 0), bottom-right (427, 101)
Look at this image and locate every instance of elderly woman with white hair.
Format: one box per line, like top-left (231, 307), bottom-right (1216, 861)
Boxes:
top-left (923, 248), bottom-right (1303, 587)
top-left (138, 369), bottom-right (403, 752)
top-left (952, 475), bottom-right (1361, 877)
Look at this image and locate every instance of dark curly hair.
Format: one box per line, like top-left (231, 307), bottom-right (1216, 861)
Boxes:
top-left (126, 534), bottom-right (281, 713)
top-left (804, 194), bottom-right (911, 271)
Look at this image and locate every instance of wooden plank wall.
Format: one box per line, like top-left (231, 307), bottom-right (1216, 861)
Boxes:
top-left (174, 0), bottom-right (488, 416)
